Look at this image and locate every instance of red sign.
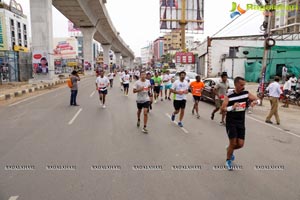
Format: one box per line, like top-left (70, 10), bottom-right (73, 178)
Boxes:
top-left (33, 54), bottom-right (42, 60)
top-left (175, 52), bottom-right (195, 64)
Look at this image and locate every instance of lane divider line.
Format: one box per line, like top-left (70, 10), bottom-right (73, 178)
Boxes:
top-left (247, 115), bottom-right (300, 139)
top-left (90, 91), bottom-right (96, 98)
top-left (8, 196), bottom-right (19, 200)
top-left (68, 108), bottom-right (83, 125)
top-left (165, 113), bottom-right (189, 134)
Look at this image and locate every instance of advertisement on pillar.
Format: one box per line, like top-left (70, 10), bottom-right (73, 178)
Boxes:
top-left (0, 12), bottom-right (8, 51)
top-left (32, 51), bottom-right (49, 74)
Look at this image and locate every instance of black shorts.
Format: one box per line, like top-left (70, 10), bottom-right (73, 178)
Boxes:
top-left (123, 83), bottom-right (129, 89)
top-left (98, 89), bottom-right (108, 95)
top-left (154, 86), bottom-right (160, 94)
top-left (193, 95), bottom-right (201, 102)
top-left (137, 101), bottom-right (150, 110)
top-left (226, 123), bottom-right (245, 140)
top-left (173, 100), bottom-right (186, 110)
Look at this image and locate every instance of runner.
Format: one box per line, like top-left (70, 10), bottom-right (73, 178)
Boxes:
top-left (133, 71), bottom-right (151, 133)
top-left (190, 75), bottom-right (205, 118)
top-left (170, 71), bottom-right (189, 127)
top-left (221, 77), bottom-right (259, 170)
top-left (152, 71), bottom-right (163, 103)
top-left (107, 70), bottom-right (115, 88)
top-left (95, 70), bottom-right (110, 108)
top-left (122, 70), bottom-right (131, 96)
top-left (146, 72), bottom-right (154, 111)
top-left (211, 72), bottom-right (229, 125)
top-left (159, 71), bottom-right (164, 101)
top-left (118, 70), bottom-right (125, 91)
top-left (163, 70), bottom-right (172, 100)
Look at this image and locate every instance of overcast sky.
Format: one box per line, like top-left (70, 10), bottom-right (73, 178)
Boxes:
top-left (13, 0), bottom-right (264, 57)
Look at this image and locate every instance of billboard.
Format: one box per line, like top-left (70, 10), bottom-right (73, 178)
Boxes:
top-left (160, 0), bottom-right (204, 32)
top-left (53, 38), bottom-right (78, 59)
top-left (0, 12), bottom-right (8, 51)
top-left (32, 51), bottom-right (49, 74)
top-left (175, 52), bottom-right (195, 64)
top-left (68, 20), bottom-right (82, 37)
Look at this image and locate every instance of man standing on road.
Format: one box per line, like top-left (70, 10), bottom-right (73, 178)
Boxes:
top-left (211, 72), bottom-right (229, 125)
top-left (190, 75), bottom-right (205, 119)
top-left (95, 70), bottom-right (110, 108)
top-left (70, 70), bottom-right (80, 106)
top-left (221, 77), bottom-right (259, 170)
top-left (170, 71), bottom-right (189, 127)
top-left (265, 76), bottom-right (282, 125)
top-left (122, 70), bottom-right (131, 96)
top-left (152, 71), bottom-right (163, 103)
top-left (282, 65), bottom-right (287, 84)
top-left (133, 71), bottom-right (151, 133)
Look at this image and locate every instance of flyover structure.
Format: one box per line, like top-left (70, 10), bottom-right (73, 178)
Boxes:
top-left (30, 0), bottom-right (134, 79)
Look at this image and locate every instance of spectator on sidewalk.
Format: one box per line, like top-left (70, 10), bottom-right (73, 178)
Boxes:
top-left (265, 76), bottom-right (282, 125)
top-left (282, 76), bottom-right (291, 108)
top-left (289, 74), bottom-right (297, 91)
top-left (70, 70), bottom-right (80, 106)
top-left (282, 65), bottom-right (287, 84)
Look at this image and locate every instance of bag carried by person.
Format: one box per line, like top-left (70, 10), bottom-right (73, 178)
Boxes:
top-left (67, 78), bottom-right (73, 88)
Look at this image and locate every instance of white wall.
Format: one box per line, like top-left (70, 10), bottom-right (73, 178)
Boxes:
top-left (223, 58), bottom-right (246, 78)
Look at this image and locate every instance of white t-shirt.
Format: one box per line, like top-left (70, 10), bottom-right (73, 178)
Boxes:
top-left (134, 71), bottom-right (140, 77)
top-left (96, 76), bottom-right (109, 91)
top-left (108, 73), bottom-right (114, 80)
top-left (171, 80), bottom-right (189, 100)
top-left (122, 74), bottom-right (131, 84)
top-left (289, 77), bottom-right (297, 87)
top-left (283, 80), bottom-right (291, 91)
top-left (163, 74), bottom-right (171, 85)
top-left (133, 80), bottom-right (151, 103)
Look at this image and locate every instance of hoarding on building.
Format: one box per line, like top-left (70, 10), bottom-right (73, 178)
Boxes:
top-left (175, 52), bottom-right (195, 64)
top-left (32, 51), bottom-right (49, 74)
top-left (160, 0), bottom-right (204, 32)
top-left (53, 38), bottom-right (78, 59)
top-left (0, 12), bottom-right (7, 51)
top-left (68, 20), bottom-right (82, 37)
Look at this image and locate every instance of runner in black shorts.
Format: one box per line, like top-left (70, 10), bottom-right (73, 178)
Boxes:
top-left (221, 77), bottom-right (259, 170)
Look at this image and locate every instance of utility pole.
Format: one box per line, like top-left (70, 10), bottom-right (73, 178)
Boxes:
top-left (258, 0), bottom-right (276, 105)
top-left (179, 0), bottom-right (187, 52)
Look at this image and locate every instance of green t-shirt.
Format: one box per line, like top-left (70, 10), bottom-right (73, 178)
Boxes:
top-left (152, 76), bottom-right (162, 86)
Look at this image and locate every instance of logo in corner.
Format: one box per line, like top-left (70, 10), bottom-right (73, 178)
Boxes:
top-left (230, 2), bottom-right (247, 18)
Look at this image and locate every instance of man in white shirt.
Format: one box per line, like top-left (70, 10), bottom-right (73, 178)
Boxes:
top-left (95, 70), bottom-right (110, 108)
top-left (282, 65), bottom-right (287, 84)
top-left (289, 74), bottom-right (297, 91)
top-left (107, 71), bottom-right (115, 88)
top-left (122, 70), bottom-right (131, 96)
top-left (282, 77), bottom-right (291, 108)
top-left (163, 70), bottom-right (172, 100)
top-left (265, 76), bottom-right (282, 125)
top-left (170, 71), bottom-right (189, 127)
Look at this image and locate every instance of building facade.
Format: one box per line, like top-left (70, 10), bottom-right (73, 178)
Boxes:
top-left (153, 37), bottom-right (164, 62)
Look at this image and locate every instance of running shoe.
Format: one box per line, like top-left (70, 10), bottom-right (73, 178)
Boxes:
top-left (137, 120), bottom-right (140, 127)
top-left (171, 113), bottom-right (175, 121)
top-left (168, 97), bottom-right (171, 101)
top-left (226, 160), bottom-right (233, 171)
top-left (211, 113), bottom-right (214, 120)
top-left (197, 114), bottom-right (200, 119)
top-left (178, 122), bottom-right (183, 127)
top-left (142, 127), bottom-right (148, 134)
top-left (161, 98), bottom-right (163, 101)
top-left (154, 100), bottom-right (157, 104)
top-left (102, 105), bottom-right (106, 108)
top-left (165, 96), bottom-right (167, 100)
top-left (192, 109), bottom-right (195, 115)
top-left (220, 121), bottom-right (225, 126)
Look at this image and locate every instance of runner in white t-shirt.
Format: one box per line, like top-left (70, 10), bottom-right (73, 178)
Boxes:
top-left (170, 71), bottom-right (189, 127)
top-left (163, 70), bottom-right (172, 100)
top-left (122, 70), bottom-right (131, 96)
top-left (95, 70), bottom-right (110, 108)
top-left (107, 71), bottom-right (115, 88)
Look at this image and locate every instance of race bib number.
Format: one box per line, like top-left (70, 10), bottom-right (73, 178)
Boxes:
top-left (143, 87), bottom-right (149, 92)
top-left (195, 89), bottom-right (201, 94)
top-left (155, 83), bottom-right (159, 86)
top-left (219, 95), bottom-right (225, 100)
top-left (235, 102), bottom-right (246, 112)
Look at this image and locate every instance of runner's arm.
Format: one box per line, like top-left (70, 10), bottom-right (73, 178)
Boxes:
top-left (248, 92), bottom-right (259, 107)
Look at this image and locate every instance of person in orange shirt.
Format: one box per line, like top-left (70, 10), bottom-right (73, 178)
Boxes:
top-left (190, 75), bottom-right (205, 118)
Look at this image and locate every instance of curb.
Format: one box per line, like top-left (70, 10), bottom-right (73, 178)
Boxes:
top-left (0, 80), bottom-right (66, 101)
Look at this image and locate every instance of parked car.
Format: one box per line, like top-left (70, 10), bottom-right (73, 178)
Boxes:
top-left (201, 77), bottom-right (235, 103)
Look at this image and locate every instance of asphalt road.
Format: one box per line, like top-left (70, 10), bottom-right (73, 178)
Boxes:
top-left (0, 76), bottom-right (299, 200)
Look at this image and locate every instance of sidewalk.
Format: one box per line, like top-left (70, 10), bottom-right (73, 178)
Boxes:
top-left (0, 73), bottom-right (92, 101)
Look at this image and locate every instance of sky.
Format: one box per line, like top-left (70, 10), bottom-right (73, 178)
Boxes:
top-left (11, 0), bottom-right (265, 57)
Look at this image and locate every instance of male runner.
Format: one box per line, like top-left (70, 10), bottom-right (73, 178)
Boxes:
top-left (122, 70), bottom-right (131, 96)
top-left (133, 71), bottom-right (151, 133)
top-left (190, 75), bottom-right (205, 118)
top-left (163, 70), bottom-right (172, 100)
top-left (170, 71), bottom-right (189, 127)
top-left (146, 72), bottom-right (154, 111)
top-left (221, 77), bottom-right (259, 170)
top-left (152, 71), bottom-right (163, 103)
top-left (211, 72), bottom-right (229, 125)
top-left (95, 70), bottom-right (110, 108)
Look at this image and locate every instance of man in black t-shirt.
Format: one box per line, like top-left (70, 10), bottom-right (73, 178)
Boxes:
top-left (221, 77), bottom-right (259, 170)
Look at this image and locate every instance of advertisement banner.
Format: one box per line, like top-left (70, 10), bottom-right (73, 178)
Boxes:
top-left (175, 52), bottom-right (195, 64)
top-left (160, 0), bottom-right (204, 32)
top-left (32, 51), bottom-right (49, 74)
top-left (0, 12), bottom-right (8, 51)
top-left (53, 38), bottom-right (78, 59)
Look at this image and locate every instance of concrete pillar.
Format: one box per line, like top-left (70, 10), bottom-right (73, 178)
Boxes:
top-left (81, 27), bottom-right (96, 72)
top-left (102, 44), bottom-right (111, 69)
top-left (30, 0), bottom-right (54, 80)
top-left (115, 52), bottom-right (121, 68)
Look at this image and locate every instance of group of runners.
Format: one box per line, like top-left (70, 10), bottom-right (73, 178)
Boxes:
top-left (94, 69), bottom-right (260, 170)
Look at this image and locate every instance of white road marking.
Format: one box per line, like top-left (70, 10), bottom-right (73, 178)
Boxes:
top-left (8, 196), bottom-right (19, 200)
top-left (247, 115), bottom-right (300, 139)
top-left (165, 113), bottom-right (189, 134)
top-left (68, 108), bottom-right (83, 125)
top-left (90, 91), bottom-right (96, 97)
